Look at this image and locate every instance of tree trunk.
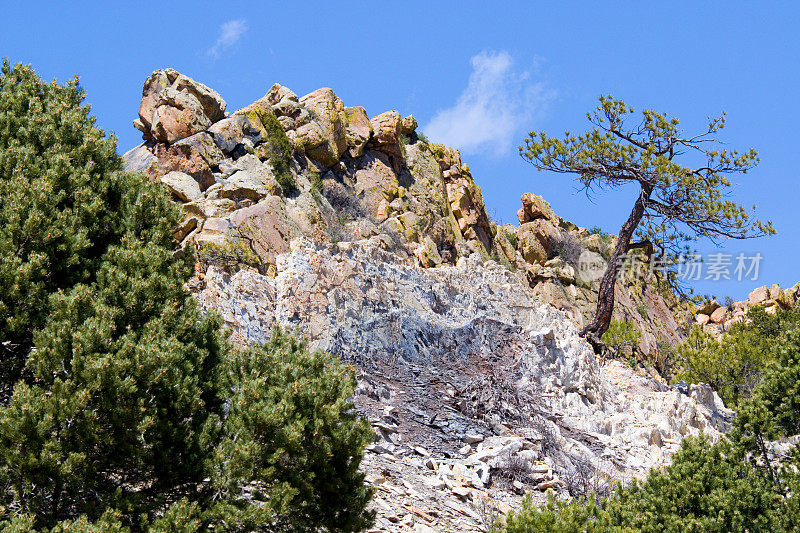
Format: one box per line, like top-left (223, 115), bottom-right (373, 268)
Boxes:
top-left (580, 184), bottom-right (653, 352)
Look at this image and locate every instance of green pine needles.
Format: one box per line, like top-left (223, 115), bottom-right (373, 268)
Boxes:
top-left (0, 60), bottom-right (373, 531)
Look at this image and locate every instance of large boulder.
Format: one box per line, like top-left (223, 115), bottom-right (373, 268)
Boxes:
top-left (154, 142), bottom-right (215, 190)
top-left (517, 220), bottom-right (561, 265)
top-left (121, 143), bottom-right (159, 177)
top-left (220, 154), bottom-right (282, 201)
top-left (344, 106), bottom-right (373, 157)
top-left (234, 96), bottom-right (275, 139)
top-left (160, 171), bottom-right (202, 202)
top-left (208, 115), bottom-right (260, 153)
top-left (517, 224), bottom-right (548, 265)
top-left (266, 83), bottom-right (301, 125)
top-left (697, 300), bottom-right (720, 316)
top-left (137, 69), bottom-right (178, 131)
top-left (194, 217), bottom-right (230, 247)
top-left (748, 285), bottom-right (770, 306)
top-left (172, 132), bottom-right (225, 167)
top-left (367, 110), bottom-right (404, 170)
top-left (150, 88), bottom-right (211, 144)
top-left (517, 192), bottom-right (558, 225)
top-left (266, 83), bottom-right (299, 106)
top-left (709, 306), bottom-right (728, 324)
top-left (135, 69), bottom-right (226, 144)
top-left (295, 88), bottom-right (348, 167)
top-left (228, 197), bottom-right (294, 266)
top-left (400, 114), bottom-right (418, 135)
top-left (171, 74), bottom-right (226, 122)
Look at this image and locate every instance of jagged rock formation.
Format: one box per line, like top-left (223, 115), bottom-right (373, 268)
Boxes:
top-left (194, 239), bottom-right (731, 531)
top-left (123, 69), bottom-right (683, 361)
top-left (122, 69), bottom-right (725, 530)
top-left (694, 282), bottom-right (800, 337)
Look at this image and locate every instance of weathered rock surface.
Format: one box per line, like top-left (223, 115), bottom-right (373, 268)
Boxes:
top-left (122, 68), bottom-right (732, 530)
top-left (295, 88), bottom-right (348, 166)
top-left (194, 239), bottom-right (732, 532)
top-left (517, 192), bottom-right (558, 225)
top-left (694, 282), bottom-right (800, 337)
top-left (135, 69), bottom-right (226, 144)
top-left (160, 170), bottom-right (202, 202)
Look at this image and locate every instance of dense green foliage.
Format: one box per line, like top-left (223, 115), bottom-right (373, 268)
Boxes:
top-left (495, 305), bottom-right (800, 533)
top-left (676, 306), bottom-right (800, 406)
top-left (258, 112), bottom-right (296, 194)
top-left (0, 61), bottom-right (372, 531)
top-left (207, 332), bottom-right (374, 532)
top-left (600, 320), bottom-right (641, 358)
top-left (0, 60), bottom-right (143, 401)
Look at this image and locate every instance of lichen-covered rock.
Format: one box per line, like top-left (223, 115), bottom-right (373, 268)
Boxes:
top-left (124, 70), bottom-right (692, 376)
top-left (233, 96), bottom-right (276, 140)
top-left (415, 236), bottom-right (443, 268)
top-left (709, 306), bottom-right (727, 324)
top-left (517, 192), bottom-right (558, 224)
top-left (150, 88), bottom-right (211, 144)
top-left (344, 106), bottom-right (372, 157)
top-left (749, 285), bottom-right (770, 305)
top-left (136, 69), bottom-right (225, 144)
top-left (171, 74), bottom-right (226, 122)
top-left (137, 69), bottom-right (177, 131)
top-left (401, 114), bottom-right (418, 135)
top-left (442, 163), bottom-right (493, 255)
top-left (208, 115), bottom-right (260, 153)
top-left (266, 83), bottom-right (299, 106)
top-left (697, 300), bottom-right (721, 316)
top-left (121, 143), bottom-right (158, 177)
top-left (228, 197), bottom-right (295, 266)
top-left (517, 223), bottom-right (548, 265)
top-left (295, 88), bottom-right (348, 167)
top-left (220, 155), bottom-right (282, 201)
top-left (194, 216), bottom-right (230, 247)
top-left (153, 142), bottom-right (215, 190)
top-left (516, 219), bottom-right (560, 265)
top-left (367, 110), bottom-right (404, 170)
top-left (159, 171), bottom-right (202, 202)
top-left (172, 132), bottom-right (224, 167)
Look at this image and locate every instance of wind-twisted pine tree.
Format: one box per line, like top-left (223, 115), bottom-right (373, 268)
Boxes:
top-left (520, 97), bottom-right (774, 350)
top-left (0, 60), bottom-right (373, 531)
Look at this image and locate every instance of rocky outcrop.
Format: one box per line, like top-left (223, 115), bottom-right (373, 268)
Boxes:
top-left (135, 68), bottom-right (226, 143)
top-left (121, 68), bottom-right (718, 530)
top-left (694, 282), bottom-right (800, 337)
top-left (124, 70), bottom-right (683, 364)
top-left (123, 69), bottom-right (497, 273)
top-left (194, 239), bottom-right (731, 531)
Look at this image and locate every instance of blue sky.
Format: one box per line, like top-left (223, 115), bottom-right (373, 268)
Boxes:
top-left (3, 1), bottom-right (798, 300)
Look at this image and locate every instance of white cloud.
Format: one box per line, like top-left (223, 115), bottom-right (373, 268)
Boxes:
top-left (424, 51), bottom-right (553, 156)
top-left (207, 19), bottom-right (247, 59)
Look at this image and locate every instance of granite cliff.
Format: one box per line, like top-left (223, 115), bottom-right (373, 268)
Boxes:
top-left (122, 69), bottom-right (729, 531)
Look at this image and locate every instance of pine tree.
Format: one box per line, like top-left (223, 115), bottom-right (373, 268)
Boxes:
top-left (0, 60), bottom-right (142, 402)
top-left (0, 60), bottom-right (373, 531)
top-left (520, 97), bottom-right (774, 350)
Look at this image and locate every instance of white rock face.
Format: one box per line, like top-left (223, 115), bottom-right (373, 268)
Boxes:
top-left (194, 238), bottom-right (732, 532)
